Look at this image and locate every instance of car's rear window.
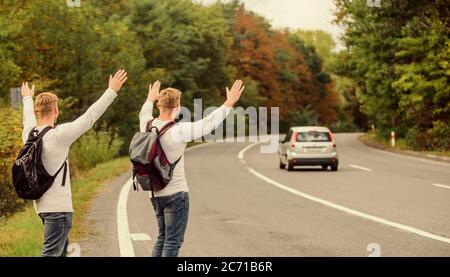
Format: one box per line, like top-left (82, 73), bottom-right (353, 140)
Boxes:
top-left (296, 131), bottom-right (331, 142)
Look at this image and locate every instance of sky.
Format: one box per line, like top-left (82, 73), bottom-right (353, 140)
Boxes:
top-left (195, 0), bottom-right (345, 49)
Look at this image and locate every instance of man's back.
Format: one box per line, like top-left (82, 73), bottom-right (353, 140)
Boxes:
top-left (32, 126), bottom-right (72, 213)
top-left (139, 101), bottom-right (231, 198)
top-left (150, 118), bottom-right (188, 197)
top-left (22, 88), bottom-right (118, 213)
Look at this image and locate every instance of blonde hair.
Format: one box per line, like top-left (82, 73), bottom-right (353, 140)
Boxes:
top-left (157, 88), bottom-right (181, 110)
top-left (34, 92), bottom-right (58, 119)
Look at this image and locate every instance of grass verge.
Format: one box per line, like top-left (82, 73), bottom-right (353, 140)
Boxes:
top-left (360, 133), bottom-right (450, 159)
top-left (0, 157), bottom-right (130, 257)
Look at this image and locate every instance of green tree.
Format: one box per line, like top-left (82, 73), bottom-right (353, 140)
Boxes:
top-left (334, 0), bottom-right (449, 149)
top-left (392, 5), bottom-right (450, 149)
top-left (127, 0), bottom-right (233, 111)
top-left (294, 30), bottom-right (336, 72)
top-left (0, 2), bottom-right (22, 100)
top-left (5, 0), bottom-right (146, 150)
top-left (0, 105), bottom-right (25, 216)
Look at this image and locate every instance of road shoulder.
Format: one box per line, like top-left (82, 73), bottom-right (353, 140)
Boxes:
top-left (78, 171), bottom-right (131, 257)
top-left (358, 134), bottom-right (450, 164)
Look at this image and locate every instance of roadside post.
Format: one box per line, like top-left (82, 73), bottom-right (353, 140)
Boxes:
top-left (391, 131), bottom-right (396, 147)
top-left (10, 87), bottom-right (22, 108)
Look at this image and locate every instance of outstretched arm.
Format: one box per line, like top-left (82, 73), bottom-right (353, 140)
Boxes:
top-left (21, 82), bottom-right (37, 144)
top-left (177, 80), bottom-right (245, 142)
top-left (139, 80), bottom-right (161, 132)
top-left (57, 69), bottom-right (128, 146)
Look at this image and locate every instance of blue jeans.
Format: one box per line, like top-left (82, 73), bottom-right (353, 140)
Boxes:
top-left (151, 191), bottom-right (189, 257)
top-left (39, 212), bottom-right (72, 257)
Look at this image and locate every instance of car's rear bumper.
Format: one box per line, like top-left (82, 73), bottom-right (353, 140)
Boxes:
top-left (290, 157), bottom-right (339, 166)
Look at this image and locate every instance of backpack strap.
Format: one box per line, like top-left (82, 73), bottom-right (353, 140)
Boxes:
top-left (172, 155), bottom-right (182, 167)
top-left (28, 128), bottom-right (38, 138)
top-left (158, 121), bottom-right (181, 167)
top-left (158, 121), bottom-right (176, 137)
top-left (146, 119), bottom-right (176, 137)
top-left (52, 159), bottom-right (68, 186)
top-left (28, 125), bottom-right (53, 140)
top-left (31, 126), bottom-right (68, 187)
top-left (150, 183), bottom-right (155, 199)
top-left (146, 119), bottom-right (155, 132)
top-left (50, 160), bottom-right (68, 187)
top-left (39, 126), bottom-right (54, 137)
top-left (131, 168), bottom-right (138, 191)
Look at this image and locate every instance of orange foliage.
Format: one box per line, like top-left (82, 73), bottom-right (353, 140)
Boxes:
top-left (230, 7), bottom-right (339, 125)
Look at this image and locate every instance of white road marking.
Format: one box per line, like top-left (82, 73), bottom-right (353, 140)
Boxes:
top-left (349, 164), bottom-right (373, 172)
top-left (117, 178), bottom-right (134, 257)
top-left (130, 233), bottom-right (152, 241)
top-left (238, 142), bottom-right (450, 245)
top-left (433, 183), bottom-right (450, 190)
top-left (116, 142), bottom-right (213, 257)
top-left (67, 243), bottom-right (81, 257)
top-left (238, 143), bottom-right (255, 160)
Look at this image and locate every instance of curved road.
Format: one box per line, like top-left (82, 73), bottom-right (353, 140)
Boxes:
top-left (82, 133), bottom-right (450, 256)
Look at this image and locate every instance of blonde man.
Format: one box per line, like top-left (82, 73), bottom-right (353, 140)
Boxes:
top-left (139, 80), bottom-right (245, 257)
top-left (21, 70), bottom-right (128, 257)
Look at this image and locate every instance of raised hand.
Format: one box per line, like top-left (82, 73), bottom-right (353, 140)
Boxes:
top-left (147, 80), bottom-right (161, 102)
top-left (21, 82), bottom-right (35, 98)
top-left (224, 80), bottom-right (245, 107)
top-left (108, 69), bottom-right (128, 93)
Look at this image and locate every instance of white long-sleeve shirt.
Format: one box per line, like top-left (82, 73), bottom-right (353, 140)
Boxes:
top-left (139, 101), bottom-right (231, 197)
top-left (22, 88), bottom-right (118, 214)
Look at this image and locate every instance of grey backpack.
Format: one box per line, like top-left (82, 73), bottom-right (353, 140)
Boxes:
top-left (129, 120), bottom-right (181, 197)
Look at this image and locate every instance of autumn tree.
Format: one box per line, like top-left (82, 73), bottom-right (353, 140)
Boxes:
top-left (226, 4), bottom-right (339, 129)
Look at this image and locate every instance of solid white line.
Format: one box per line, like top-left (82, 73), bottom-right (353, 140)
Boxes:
top-left (117, 178), bottom-right (135, 257)
top-left (433, 184), bottom-right (450, 190)
top-left (67, 243), bottom-right (81, 257)
top-left (349, 164), bottom-right (373, 172)
top-left (130, 233), bottom-right (152, 241)
top-left (238, 143), bottom-right (450, 245)
top-left (238, 143), bottom-right (256, 160)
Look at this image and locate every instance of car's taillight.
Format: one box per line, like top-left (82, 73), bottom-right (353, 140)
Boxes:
top-left (290, 132), bottom-right (298, 148)
top-left (329, 131), bottom-right (336, 148)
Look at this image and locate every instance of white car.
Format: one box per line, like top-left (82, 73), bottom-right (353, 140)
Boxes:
top-left (279, 126), bottom-right (339, 171)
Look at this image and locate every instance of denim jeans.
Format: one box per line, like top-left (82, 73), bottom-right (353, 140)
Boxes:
top-left (39, 212), bottom-right (72, 257)
top-left (151, 191), bottom-right (189, 257)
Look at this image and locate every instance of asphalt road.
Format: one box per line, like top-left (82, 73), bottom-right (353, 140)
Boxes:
top-left (82, 133), bottom-right (450, 257)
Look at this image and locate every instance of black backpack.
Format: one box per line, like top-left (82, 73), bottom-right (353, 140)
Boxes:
top-left (12, 126), bottom-right (67, 200)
